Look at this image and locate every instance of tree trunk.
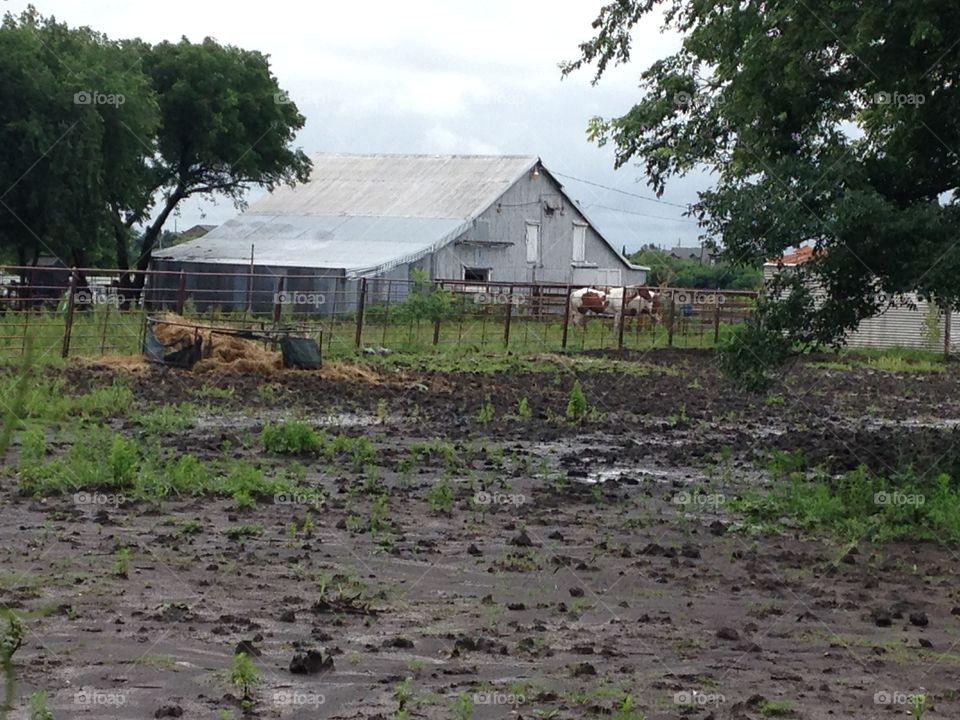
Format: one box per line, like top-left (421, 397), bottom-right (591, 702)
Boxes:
top-left (119, 187), bottom-right (186, 300)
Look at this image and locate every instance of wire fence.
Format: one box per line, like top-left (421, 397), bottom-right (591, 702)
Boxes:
top-left (0, 266), bottom-right (758, 363)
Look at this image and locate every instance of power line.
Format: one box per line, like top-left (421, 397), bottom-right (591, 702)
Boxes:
top-left (552, 170), bottom-right (692, 210)
top-left (587, 203), bottom-right (700, 224)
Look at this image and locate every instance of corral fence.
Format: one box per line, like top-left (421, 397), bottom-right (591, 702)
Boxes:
top-left (0, 265), bottom-right (757, 361)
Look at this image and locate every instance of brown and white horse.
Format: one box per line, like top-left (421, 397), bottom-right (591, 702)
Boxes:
top-left (569, 285), bottom-right (661, 327)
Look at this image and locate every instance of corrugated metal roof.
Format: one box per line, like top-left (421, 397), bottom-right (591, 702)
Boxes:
top-left (158, 214), bottom-right (468, 274)
top-left (250, 153), bottom-right (538, 218)
top-left (157, 153), bottom-right (539, 276)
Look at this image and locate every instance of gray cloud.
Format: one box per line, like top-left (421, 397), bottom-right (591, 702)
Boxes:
top-left (6, 0), bottom-right (708, 251)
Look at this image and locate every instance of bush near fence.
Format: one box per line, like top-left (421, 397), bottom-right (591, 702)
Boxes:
top-left (0, 266), bottom-right (758, 363)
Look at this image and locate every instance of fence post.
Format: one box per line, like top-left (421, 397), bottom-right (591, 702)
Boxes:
top-left (713, 293), bottom-right (722, 345)
top-left (176, 271), bottom-right (186, 314)
top-left (61, 269), bottom-right (78, 358)
top-left (434, 283), bottom-right (443, 346)
top-left (245, 244), bottom-right (255, 315)
top-left (503, 285), bottom-right (514, 347)
top-left (273, 276), bottom-right (285, 324)
top-left (667, 292), bottom-right (676, 347)
top-left (616, 285), bottom-right (627, 350)
top-left (355, 277), bottom-right (367, 348)
top-left (945, 308), bottom-right (952, 362)
top-left (561, 285), bottom-right (572, 350)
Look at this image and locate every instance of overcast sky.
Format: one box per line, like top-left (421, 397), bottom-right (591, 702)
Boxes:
top-left (7, 0), bottom-right (707, 252)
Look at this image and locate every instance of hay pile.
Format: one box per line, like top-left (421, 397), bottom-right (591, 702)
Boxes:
top-left (74, 355), bottom-right (152, 373)
top-left (152, 313), bottom-right (282, 375)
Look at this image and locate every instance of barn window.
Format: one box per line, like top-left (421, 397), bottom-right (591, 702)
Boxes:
top-left (525, 223), bottom-right (540, 264)
top-left (572, 224), bottom-right (587, 262)
top-left (463, 267), bottom-right (489, 282)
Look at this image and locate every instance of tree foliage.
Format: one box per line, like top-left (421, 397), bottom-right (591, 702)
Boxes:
top-left (627, 245), bottom-right (761, 289)
top-left (565, 0), bottom-right (960, 386)
top-left (0, 8), bottom-right (310, 284)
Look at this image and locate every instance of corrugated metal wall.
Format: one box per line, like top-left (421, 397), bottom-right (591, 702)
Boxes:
top-left (763, 266), bottom-right (957, 352)
top-left (845, 297), bottom-right (958, 351)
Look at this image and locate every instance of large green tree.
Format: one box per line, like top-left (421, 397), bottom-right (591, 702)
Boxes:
top-left (116, 37), bottom-right (311, 290)
top-left (0, 9), bottom-right (155, 268)
top-left (0, 8), bottom-right (310, 289)
top-left (565, 1), bottom-right (960, 385)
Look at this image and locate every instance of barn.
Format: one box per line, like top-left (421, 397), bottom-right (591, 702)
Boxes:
top-left (764, 246), bottom-right (960, 353)
top-left (150, 153), bottom-right (648, 313)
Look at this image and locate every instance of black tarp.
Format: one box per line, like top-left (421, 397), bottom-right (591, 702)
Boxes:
top-left (281, 336), bottom-right (322, 369)
top-left (143, 326), bottom-right (204, 369)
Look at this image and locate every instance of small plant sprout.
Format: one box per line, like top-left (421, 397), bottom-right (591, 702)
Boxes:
top-left (394, 677), bottom-right (414, 711)
top-left (912, 693), bottom-right (927, 720)
top-left (427, 478), bottom-right (455, 513)
top-left (113, 545), bottom-right (131, 578)
top-left (230, 652), bottom-right (259, 704)
top-left (566, 380), bottom-right (587, 422)
top-left (1, 611), bottom-right (24, 663)
top-left (476, 397), bottom-right (495, 425)
top-left (453, 691), bottom-right (474, 720)
top-left (29, 690), bottom-right (54, 720)
top-left (517, 397), bottom-right (531, 418)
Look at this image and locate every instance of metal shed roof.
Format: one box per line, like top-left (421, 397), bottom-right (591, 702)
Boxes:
top-left (157, 154), bottom-right (538, 276)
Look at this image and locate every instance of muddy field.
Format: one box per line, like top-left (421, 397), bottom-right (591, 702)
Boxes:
top-left (2, 349), bottom-right (960, 719)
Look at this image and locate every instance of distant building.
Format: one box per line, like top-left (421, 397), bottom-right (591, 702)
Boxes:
top-left (669, 245), bottom-right (716, 265)
top-left (178, 224), bottom-right (217, 241)
top-left (150, 154), bottom-right (649, 312)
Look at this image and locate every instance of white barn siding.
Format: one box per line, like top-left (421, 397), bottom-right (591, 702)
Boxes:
top-left (436, 170), bottom-right (646, 285)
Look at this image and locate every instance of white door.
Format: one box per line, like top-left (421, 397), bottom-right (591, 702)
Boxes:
top-left (525, 223), bottom-right (540, 264)
top-left (572, 224), bottom-right (586, 262)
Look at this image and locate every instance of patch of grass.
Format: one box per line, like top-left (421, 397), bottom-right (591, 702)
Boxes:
top-left (225, 524), bottom-right (263, 540)
top-left (733, 463), bottom-right (960, 542)
top-left (427, 478), bottom-right (455, 513)
top-left (261, 421), bottom-right (322, 454)
top-left (759, 699), bottom-right (793, 716)
top-left (195, 383), bottom-right (235, 400)
top-left (135, 402), bottom-right (197, 434)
